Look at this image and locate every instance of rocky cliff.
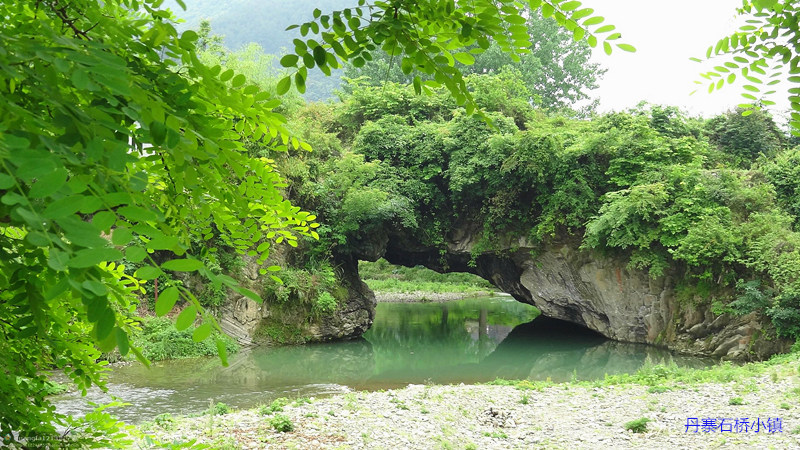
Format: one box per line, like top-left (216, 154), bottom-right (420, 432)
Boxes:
top-left (218, 253), bottom-right (375, 347)
top-left (219, 223), bottom-right (788, 360)
top-left (372, 224), bottom-right (789, 361)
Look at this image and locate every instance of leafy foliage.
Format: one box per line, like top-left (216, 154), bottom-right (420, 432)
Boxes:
top-left (131, 317), bottom-right (239, 361)
top-left (279, 0), bottom-right (633, 115)
top-left (270, 413), bottom-right (294, 432)
top-left (706, 107), bottom-right (784, 166)
top-left (0, 0), bottom-right (317, 442)
top-left (763, 147), bottom-right (800, 222)
top-left (343, 10), bottom-right (606, 113)
top-left (692, 1), bottom-right (800, 131)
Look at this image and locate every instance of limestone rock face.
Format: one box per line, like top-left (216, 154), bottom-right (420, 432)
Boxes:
top-left (218, 254), bottom-right (375, 347)
top-left (219, 225), bottom-right (788, 359)
top-left (378, 230), bottom-right (789, 361)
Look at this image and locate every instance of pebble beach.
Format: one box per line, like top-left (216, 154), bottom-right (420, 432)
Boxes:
top-left (136, 368), bottom-right (800, 449)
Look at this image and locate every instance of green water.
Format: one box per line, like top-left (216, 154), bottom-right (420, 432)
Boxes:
top-left (54, 296), bottom-right (709, 423)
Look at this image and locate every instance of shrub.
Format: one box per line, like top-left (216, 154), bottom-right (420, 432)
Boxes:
top-left (270, 414), bottom-right (294, 432)
top-left (131, 317), bottom-right (239, 361)
top-left (207, 402), bottom-right (230, 416)
top-left (260, 397), bottom-right (289, 415)
top-left (624, 417), bottom-right (650, 433)
top-left (314, 291), bottom-right (338, 315)
top-left (153, 413), bottom-right (174, 430)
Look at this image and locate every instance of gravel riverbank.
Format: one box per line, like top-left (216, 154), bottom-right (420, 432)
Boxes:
top-left (136, 365), bottom-right (800, 449)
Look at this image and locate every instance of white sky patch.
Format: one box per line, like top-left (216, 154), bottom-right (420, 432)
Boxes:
top-left (587, 0), bottom-right (790, 119)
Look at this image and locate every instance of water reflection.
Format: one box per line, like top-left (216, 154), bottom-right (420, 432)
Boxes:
top-left (53, 297), bottom-right (709, 423)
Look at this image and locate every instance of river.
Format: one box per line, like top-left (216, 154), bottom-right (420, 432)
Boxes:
top-left (53, 296), bottom-right (710, 423)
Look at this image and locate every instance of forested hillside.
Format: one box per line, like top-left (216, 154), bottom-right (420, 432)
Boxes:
top-left (165, 0), bottom-right (353, 100)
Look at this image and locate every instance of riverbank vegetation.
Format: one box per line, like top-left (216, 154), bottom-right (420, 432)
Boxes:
top-left (359, 259), bottom-right (496, 295)
top-left (129, 317), bottom-right (239, 362)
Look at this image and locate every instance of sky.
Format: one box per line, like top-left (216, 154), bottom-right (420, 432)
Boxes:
top-left (587, 0), bottom-right (790, 119)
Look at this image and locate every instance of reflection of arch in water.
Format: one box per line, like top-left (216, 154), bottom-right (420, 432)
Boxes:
top-left (479, 316), bottom-right (710, 382)
top-left (369, 315), bottom-right (711, 385)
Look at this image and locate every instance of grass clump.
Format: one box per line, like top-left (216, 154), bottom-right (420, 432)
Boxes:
top-left (728, 397), bottom-right (744, 405)
top-left (647, 385), bottom-right (671, 393)
top-left (624, 417), bottom-right (650, 433)
top-left (483, 431), bottom-right (508, 439)
top-left (260, 397), bottom-right (289, 415)
top-left (206, 402), bottom-right (230, 416)
top-left (153, 413), bottom-right (175, 430)
top-left (270, 414), bottom-right (294, 432)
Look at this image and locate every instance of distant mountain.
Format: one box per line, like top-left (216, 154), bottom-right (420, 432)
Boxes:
top-left (165, 1), bottom-right (354, 99)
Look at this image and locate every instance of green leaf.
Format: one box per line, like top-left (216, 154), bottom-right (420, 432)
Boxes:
top-left (149, 121), bottom-right (166, 145)
top-left (231, 74), bottom-right (246, 88)
top-left (92, 211), bottom-right (116, 231)
top-left (313, 46), bottom-right (327, 67)
top-left (125, 246), bottom-right (147, 263)
top-left (616, 43), bottom-right (636, 52)
top-left (603, 41), bottom-right (612, 55)
top-left (29, 168), bottom-right (68, 199)
top-left (118, 205), bottom-right (158, 222)
top-left (561, 1), bottom-right (581, 11)
top-left (116, 328), bottom-right (130, 356)
top-left (192, 323), bottom-right (213, 342)
top-left (48, 249), bottom-right (70, 271)
top-left (42, 195), bottom-right (84, 219)
top-left (161, 258), bottom-right (204, 272)
top-left (155, 286), bottom-right (179, 317)
top-left (135, 265), bottom-right (162, 280)
top-left (82, 280), bottom-right (108, 296)
top-left (96, 308), bottom-right (116, 340)
top-left (277, 76), bottom-right (291, 95)
top-left (216, 338), bottom-right (229, 366)
top-left (233, 286), bottom-right (262, 303)
top-left (146, 235), bottom-right (181, 252)
top-left (295, 72), bottom-right (306, 94)
top-left (453, 52), bottom-right (475, 65)
top-left (280, 54), bottom-right (299, 67)
top-left (0, 173), bottom-right (14, 189)
top-left (175, 305), bottom-right (197, 331)
top-left (112, 227), bottom-right (133, 245)
top-left (583, 16), bottom-right (604, 26)
top-left (67, 248), bottom-right (123, 268)
top-left (754, 0), bottom-right (778, 10)
top-left (572, 8), bottom-right (594, 21)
